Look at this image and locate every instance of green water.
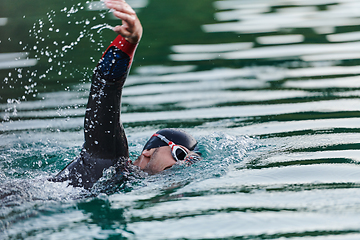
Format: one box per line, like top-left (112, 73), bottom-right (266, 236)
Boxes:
top-left (2, 0), bottom-right (360, 239)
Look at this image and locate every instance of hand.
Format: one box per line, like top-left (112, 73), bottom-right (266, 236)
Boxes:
top-left (105, 0), bottom-right (143, 44)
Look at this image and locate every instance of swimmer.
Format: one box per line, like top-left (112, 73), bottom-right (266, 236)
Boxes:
top-left (50, 0), bottom-right (201, 189)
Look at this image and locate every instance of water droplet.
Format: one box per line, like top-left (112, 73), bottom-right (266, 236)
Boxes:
top-left (91, 24), bottom-right (114, 33)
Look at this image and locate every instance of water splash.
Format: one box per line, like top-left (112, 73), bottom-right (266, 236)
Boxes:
top-left (91, 23), bottom-right (114, 33)
top-left (1, 1), bottom-right (109, 107)
top-left (129, 132), bottom-right (257, 193)
top-left (2, 99), bottom-right (20, 121)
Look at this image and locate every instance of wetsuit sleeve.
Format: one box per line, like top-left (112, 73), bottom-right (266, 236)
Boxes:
top-left (83, 35), bottom-right (137, 159)
top-left (50, 35), bottom-right (138, 189)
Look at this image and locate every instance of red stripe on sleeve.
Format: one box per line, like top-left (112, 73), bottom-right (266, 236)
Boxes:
top-left (102, 35), bottom-right (138, 59)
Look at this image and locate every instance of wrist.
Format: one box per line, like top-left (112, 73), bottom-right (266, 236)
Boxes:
top-left (111, 35), bottom-right (138, 57)
top-left (125, 35), bottom-right (141, 45)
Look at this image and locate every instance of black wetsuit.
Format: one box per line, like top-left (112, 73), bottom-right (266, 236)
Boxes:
top-left (50, 35), bottom-right (138, 189)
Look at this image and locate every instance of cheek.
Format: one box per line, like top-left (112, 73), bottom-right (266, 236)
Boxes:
top-left (147, 149), bottom-right (176, 173)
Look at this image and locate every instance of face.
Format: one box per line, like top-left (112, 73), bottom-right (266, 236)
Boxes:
top-left (133, 145), bottom-right (189, 174)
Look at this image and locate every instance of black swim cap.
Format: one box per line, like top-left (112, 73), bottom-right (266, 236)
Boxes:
top-left (143, 128), bottom-right (198, 151)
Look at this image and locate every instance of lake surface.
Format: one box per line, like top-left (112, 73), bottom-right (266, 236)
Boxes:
top-left (1, 0), bottom-right (360, 239)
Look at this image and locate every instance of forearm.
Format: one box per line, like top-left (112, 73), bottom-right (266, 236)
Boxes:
top-left (84, 35), bottom-right (138, 159)
top-left (94, 35), bottom-right (138, 84)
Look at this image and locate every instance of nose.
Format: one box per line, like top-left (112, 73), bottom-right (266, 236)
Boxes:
top-left (142, 149), bottom-right (152, 157)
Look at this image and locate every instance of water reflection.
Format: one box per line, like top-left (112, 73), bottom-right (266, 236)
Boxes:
top-left (171, 41), bottom-right (360, 61)
top-left (209, 0), bottom-right (360, 33)
top-left (171, 0), bottom-right (360, 62)
top-left (87, 0), bottom-right (149, 11)
top-left (328, 31), bottom-right (360, 42)
top-left (0, 18), bottom-right (7, 26)
top-left (2, 0), bottom-right (360, 239)
top-left (0, 52), bottom-right (37, 70)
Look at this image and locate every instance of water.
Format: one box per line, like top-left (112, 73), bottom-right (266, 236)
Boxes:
top-left (1, 0), bottom-right (360, 239)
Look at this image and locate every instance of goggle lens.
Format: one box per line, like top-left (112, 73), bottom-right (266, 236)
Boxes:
top-left (153, 133), bottom-right (188, 162)
top-left (174, 147), bottom-right (187, 161)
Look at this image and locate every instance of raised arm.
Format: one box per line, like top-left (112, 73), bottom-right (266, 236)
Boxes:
top-left (83, 0), bottom-right (142, 160)
top-left (51, 0), bottom-right (143, 189)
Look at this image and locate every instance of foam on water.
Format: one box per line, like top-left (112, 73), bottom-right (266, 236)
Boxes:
top-left (2, 0), bottom-right (360, 239)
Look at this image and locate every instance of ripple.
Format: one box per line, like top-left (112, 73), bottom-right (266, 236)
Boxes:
top-left (2, 0), bottom-right (360, 238)
top-left (0, 52), bottom-right (37, 70)
top-left (257, 34), bottom-right (305, 45)
top-left (285, 75), bottom-right (360, 88)
top-left (327, 31), bottom-right (360, 42)
top-left (127, 210), bottom-right (360, 239)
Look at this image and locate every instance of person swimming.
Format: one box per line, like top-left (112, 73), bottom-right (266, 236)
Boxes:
top-left (50, 0), bottom-right (201, 190)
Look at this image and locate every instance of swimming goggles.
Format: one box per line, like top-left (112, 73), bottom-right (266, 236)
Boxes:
top-left (152, 133), bottom-right (188, 161)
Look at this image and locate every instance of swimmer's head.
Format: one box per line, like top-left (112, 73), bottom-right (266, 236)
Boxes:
top-left (143, 128), bottom-right (198, 151)
top-left (134, 128), bottom-right (200, 174)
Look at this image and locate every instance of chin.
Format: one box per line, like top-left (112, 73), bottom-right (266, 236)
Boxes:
top-left (143, 164), bottom-right (167, 175)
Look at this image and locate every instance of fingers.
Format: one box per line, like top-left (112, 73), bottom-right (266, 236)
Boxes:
top-left (105, 0), bottom-right (136, 15)
top-left (113, 25), bottom-right (132, 38)
top-left (104, 0), bottom-right (143, 44)
top-left (105, 0), bottom-right (136, 24)
top-left (112, 10), bottom-right (136, 26)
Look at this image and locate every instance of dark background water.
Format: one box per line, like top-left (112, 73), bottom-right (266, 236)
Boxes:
top-left (2, 0), bottom-right (360, 239)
